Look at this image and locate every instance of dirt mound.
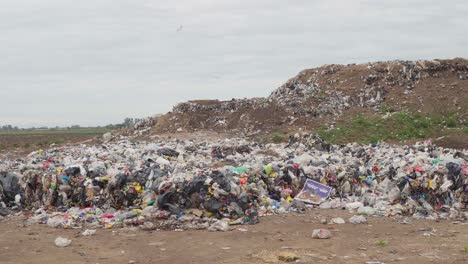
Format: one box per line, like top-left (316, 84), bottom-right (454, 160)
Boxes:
top-left (148, 58), bottom-right (467, 144)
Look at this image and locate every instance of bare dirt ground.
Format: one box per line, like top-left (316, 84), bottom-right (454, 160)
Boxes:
top-left (0, 134), bottom-right (99, 157)
top-left (1, 210), bottom-right (466, 264)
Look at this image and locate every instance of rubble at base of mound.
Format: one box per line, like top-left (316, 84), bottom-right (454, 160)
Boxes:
top-left (0, 133), bottom-right (467, 231)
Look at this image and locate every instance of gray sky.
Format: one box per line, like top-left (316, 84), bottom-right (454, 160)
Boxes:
top-left (1, 0), bottom-right (467, 127)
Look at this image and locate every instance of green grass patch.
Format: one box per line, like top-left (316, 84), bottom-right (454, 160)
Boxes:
top-left (271, 134), bottom-right (286, 143)
top-left (317, 111), bottom-right (466, 144)
top-left (255, 132), bottom-right (288, 144)
top-left (379, 103), bottom-right (395, 113)
top-left (376, 240), bottom-right (389, 247)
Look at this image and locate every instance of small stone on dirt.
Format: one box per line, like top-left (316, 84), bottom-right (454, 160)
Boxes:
top-left (312, 229), bottom-right (332, 239)
top-left (54, 237), bottom-right (71, 248)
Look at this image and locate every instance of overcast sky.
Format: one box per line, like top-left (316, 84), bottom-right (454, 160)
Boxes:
top-left (1, 0), bottom-right (467, 127)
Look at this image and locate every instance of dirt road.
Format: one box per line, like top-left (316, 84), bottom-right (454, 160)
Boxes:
top-left (0, 210), bottom-right (466, 264)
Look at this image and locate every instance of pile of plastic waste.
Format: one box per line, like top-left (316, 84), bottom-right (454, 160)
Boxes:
top-left (169, 60), bottom-right (468, 133)
top-left (271, 59), bottom-right (468, 117)
top-left (0, 134), bottom-right (466, 230)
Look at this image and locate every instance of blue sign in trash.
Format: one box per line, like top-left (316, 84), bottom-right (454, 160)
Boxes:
top-left (294, 179), bottom-right (332, 204)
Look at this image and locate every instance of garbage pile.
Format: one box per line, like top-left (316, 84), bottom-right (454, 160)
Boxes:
top-left (173, 99), bottom-right (267, 116)
top-left (133, 116), bottom-right (157, 131)
top-left (0, 134), bottom-right (467, 230)
top-left (155, 59), bottom-right (467, 133)
top-left (170, 98), bottom-right (274, 132)
top-left (270, 59), bottom-right (468, 117)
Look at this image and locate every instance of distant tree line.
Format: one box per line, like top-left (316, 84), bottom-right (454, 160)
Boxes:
top-left (0, 125), bottom-right (20, 131)
top-left (0, 117), bottom-right (141, 131)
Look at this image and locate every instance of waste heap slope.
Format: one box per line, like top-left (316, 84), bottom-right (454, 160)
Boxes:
top-left (147, 58), bottom-right (467, 146)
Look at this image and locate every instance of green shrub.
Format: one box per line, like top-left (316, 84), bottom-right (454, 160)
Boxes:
top-left (376, 240), bottom-right (389, 247)
top-left (271, 134), bottom-right (285, 143)
top-left (316, 111), bottom-right (465, 144)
